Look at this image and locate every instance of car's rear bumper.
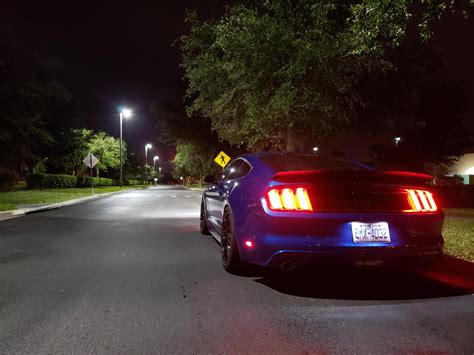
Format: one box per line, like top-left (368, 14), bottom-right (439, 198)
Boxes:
top-left (262, 243), bottom-right (444, 270)
top-left (235, 209), bottom-right (444, 268)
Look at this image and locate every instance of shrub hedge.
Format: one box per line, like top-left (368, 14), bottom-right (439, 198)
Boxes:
top-left (0, 172), bottom-right (16, 191)
top-left (437, 185), bottom-right (474, 208)
top-left (27, 174), bottom-right (77, 189)
top-left (26, 174), bottom-right (143, 189)
top-left (123, 178), bottom-right (143, 186)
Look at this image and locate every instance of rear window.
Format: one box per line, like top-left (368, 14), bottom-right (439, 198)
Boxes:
top-left (260, 154), bottom-right (368, 172)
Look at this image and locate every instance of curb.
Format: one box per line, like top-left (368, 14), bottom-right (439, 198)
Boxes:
top-left (0, 189), bottom-right (140, 221)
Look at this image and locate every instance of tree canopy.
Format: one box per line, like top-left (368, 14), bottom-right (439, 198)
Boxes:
top-left (179, 0), bottom-right (472, 154)
top-left (173, 139), bottom-right (220, 179)
top-left (0, 36), bottom-right (72, 166)
top-left (88, 131), bottom-right (125, 177)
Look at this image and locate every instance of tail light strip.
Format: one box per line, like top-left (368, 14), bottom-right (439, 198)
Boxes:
top-left (405, 189), bottom-right (438, 212)
top-left (266, 187), bottom-right (437, 213)
top-left (265, 187), bottom-right (313, 211)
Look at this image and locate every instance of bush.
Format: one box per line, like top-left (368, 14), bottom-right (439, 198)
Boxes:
top-left (123, 178), bottom-right (143, 186)
top-left (0, 172), bottom-right (16, 191)
top-left (438, 185), bottom-right (474, 208)
top-left (27, 174), bottom-right (77, 189)
top-left (74, 176), bottom-right (118, 187)
top-left (75, 176), bottom-right (91, 187)
top-left (26, 173), bottom-right (134, 189)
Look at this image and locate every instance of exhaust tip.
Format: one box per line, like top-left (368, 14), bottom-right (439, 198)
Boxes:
top-left (280, 260), bottom-right (296, 272)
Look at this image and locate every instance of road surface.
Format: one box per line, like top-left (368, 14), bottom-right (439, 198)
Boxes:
top-left (0, 186), bottom-right (473, 353)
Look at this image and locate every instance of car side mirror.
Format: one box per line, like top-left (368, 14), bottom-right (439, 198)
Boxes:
top-left (203, 175), bottom-right (215, 184)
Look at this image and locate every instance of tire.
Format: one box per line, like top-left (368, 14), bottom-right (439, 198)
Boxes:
top-left (221, 208), bottom-right (243, 273)
top-left (200, 200), bottom-right (211, 235)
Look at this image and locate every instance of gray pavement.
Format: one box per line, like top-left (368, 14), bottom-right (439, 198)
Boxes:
top-left (0, 186), bottom-right (473, 353)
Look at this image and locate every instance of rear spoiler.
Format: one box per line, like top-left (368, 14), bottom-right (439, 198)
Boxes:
top-left (272, 170), bottom-right (433, 185)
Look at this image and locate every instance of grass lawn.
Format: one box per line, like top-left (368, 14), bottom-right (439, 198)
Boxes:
top-left (444, 208), bottom-right (474, 218)
top-left (443, 208), bottom-right (474, 262)
top-left (0, 185), bottom-right (146, 211)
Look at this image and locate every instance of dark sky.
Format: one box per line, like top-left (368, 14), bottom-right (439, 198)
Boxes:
top-left (1, 0), bottom-right (228, 158)
top-left (2, 1), bottom-right (474, 160)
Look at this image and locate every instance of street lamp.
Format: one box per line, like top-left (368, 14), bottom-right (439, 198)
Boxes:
top-left (313, 147), bottom-right (319, 153)
top-left (395, 136), bottom-right (401, 146)
top-left (153, 155), bottom-right (159, 169)
top-left (145, 143), bottom-right (152, 166)
top-left (119, 107), bottom-right (132, 187)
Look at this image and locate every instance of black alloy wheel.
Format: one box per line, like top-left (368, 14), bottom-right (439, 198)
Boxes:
top-left (200, 201), bottom-right (210, 235)
top-left (221, 208), bottom-right (242, 272)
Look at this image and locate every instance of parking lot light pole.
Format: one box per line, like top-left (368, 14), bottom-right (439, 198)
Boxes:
top-left (119, 108), bottom-right (132, 187)
top-left (145, 144), bottom-right (152, 167)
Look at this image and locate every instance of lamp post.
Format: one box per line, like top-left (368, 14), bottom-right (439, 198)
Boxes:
top-left (153, 155), bottom-right (159, 170)
top-left (313, 147), bottom-right (319, 153)
top-left (119, 108), bottom-right (132, 187)
top-left (145, 144), bottom-right (152, 167)
top-left (394, 136), bottom-right (401, 146)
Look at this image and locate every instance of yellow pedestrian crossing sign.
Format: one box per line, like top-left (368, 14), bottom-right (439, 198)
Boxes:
top-left (214, 151), bottom-right (231, 168)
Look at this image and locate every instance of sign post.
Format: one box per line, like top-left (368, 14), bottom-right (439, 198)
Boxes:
top-left (83, 153), bottom-right (99, 194)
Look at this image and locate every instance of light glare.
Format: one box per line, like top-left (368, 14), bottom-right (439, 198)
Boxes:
top-left (122, 108), bottom-right (132, 118)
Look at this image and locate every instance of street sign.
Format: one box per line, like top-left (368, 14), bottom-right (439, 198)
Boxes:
top-left (214, 151), bottom-right (231, 168)
top-left (83, 153), bottom-right (99, 169)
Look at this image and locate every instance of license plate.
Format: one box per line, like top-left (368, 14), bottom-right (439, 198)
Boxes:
top-left (351, 222), bottom-right (391, 243)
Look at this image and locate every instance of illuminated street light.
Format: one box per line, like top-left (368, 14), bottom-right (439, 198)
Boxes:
top-left (395, 136), bottom-right (401, 146)
top-left (122, 108), bottom-right (132, 118)
top-left (313, 147), bottom-right (319, 153)
top-left (145, 143), bottom-right (152, 166)
top-left (119, 107), bottom-right (132, 187)
top-left (153, 155), bottom-right (159, 170)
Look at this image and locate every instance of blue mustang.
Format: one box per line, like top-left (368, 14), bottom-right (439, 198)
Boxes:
top-left (200, 152), bottom-right (444, 273)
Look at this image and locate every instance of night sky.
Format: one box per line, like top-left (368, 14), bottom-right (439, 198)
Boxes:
top-left (2, 1), bottom-right (473, 160)
top-left (1, 0), bottom-right (228, 158)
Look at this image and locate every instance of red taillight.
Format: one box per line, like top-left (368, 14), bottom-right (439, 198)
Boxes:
top-left (265, 187), bottom-right (313, 211)
top-left (405, 189), bottom-right (438, 212)
top-left (244, 240), bottom-right (254, 248)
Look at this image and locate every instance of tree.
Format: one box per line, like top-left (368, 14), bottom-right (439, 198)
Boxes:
top-left (173, 139), bottom-right (219, 182)
top-left (88, 132), bottom-right (125, 177)
top-left (151, 97), bottom-right (239, 180)
top-left (0, 26), bottom-right (74, 172)
top-left (179, 0), bottom-right (472, 151)
top-left (49, 128), bottom-right (93, 175)
top-left (369, 82), bottom-right (473, 171)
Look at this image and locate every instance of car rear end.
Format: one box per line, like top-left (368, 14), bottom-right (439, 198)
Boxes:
top-left (235, 155), bottom-right (444, 270)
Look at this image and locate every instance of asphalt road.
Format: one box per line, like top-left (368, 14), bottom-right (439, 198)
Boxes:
top-left (0, 186), bottom-right (473, 353)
